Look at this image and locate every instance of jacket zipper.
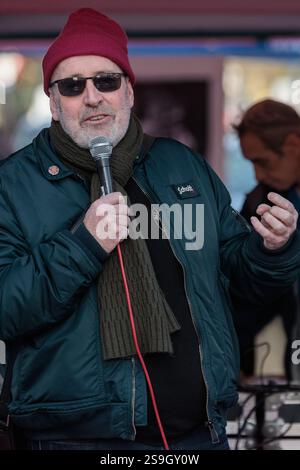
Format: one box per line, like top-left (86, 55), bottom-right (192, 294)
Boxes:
top-left (132, 176), bottom-right (219, 444)
top-left (169, 244), bottom-right (219, 444)
top-left (131, 357), bottom-right (137, 440)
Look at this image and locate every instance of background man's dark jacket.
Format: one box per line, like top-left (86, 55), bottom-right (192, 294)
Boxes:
top-left (231, 183), bottom-right (297, 377)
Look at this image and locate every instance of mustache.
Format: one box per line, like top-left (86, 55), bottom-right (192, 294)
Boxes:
top-left (80, 108), bottom-right (114, 121)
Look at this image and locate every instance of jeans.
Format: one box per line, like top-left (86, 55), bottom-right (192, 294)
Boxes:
top-left (27, 425), bottom-right (230, 451)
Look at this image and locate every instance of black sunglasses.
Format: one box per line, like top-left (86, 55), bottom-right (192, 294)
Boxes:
top-left (49, 72), bottom-right (126, 97)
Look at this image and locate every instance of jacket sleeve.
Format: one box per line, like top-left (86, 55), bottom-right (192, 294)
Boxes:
top-left (0, 188), bottom-right (106, 342)
top-left (204, 161), bottom-right (300, 305)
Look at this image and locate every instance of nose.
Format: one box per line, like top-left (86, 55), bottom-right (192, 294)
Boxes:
top-left (83, 79), bottom-right (103, 106)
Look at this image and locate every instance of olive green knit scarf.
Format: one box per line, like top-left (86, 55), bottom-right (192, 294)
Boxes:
top-left (49, 115), bottom-right (180, 360)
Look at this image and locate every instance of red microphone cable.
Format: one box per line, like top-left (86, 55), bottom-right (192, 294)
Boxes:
top-left (117, 244), bottom-right (170, 451)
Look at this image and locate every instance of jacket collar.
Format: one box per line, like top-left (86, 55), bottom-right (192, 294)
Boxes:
top-left (34, 128), bottom-right (153, 180)
top-left (33, 128), bottom-right (74, 181)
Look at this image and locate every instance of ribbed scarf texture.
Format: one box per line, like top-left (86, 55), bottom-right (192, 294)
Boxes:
top-left (49, 115), bottom-right (180, 360)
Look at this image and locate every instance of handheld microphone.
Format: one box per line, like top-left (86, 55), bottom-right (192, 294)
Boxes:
top-left (89, 136), bottom-right (113, 195)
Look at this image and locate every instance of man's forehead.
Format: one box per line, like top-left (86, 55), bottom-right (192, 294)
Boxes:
top-left (52, 55), bottom-right (122, 80)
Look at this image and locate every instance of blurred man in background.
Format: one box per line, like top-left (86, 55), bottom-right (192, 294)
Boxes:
top-left (232, 99), bottom-right (300, 381)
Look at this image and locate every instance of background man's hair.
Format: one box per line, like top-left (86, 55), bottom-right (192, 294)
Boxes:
top-left (233, 99), bottom-right (300, 154)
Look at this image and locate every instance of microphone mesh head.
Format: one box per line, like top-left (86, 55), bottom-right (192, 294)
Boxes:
top-left (89, 136), bottom-right (113, 160)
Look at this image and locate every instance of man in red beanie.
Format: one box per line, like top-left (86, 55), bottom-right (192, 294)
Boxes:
top-left (1, 8), bottom-right (300, 453)
top-left (44, 7), bottom-right (136, 150)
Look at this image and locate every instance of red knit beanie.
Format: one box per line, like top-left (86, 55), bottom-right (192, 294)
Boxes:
top-left (42, 8), bottom-right (135, 95)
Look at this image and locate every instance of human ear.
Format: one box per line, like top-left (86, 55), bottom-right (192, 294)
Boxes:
top-left (126, 79), bottom-right (134, 109)
top-left (282, 133), bottom-right (300, 156)
top-left (49, 91), bottom-right (60, 121)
